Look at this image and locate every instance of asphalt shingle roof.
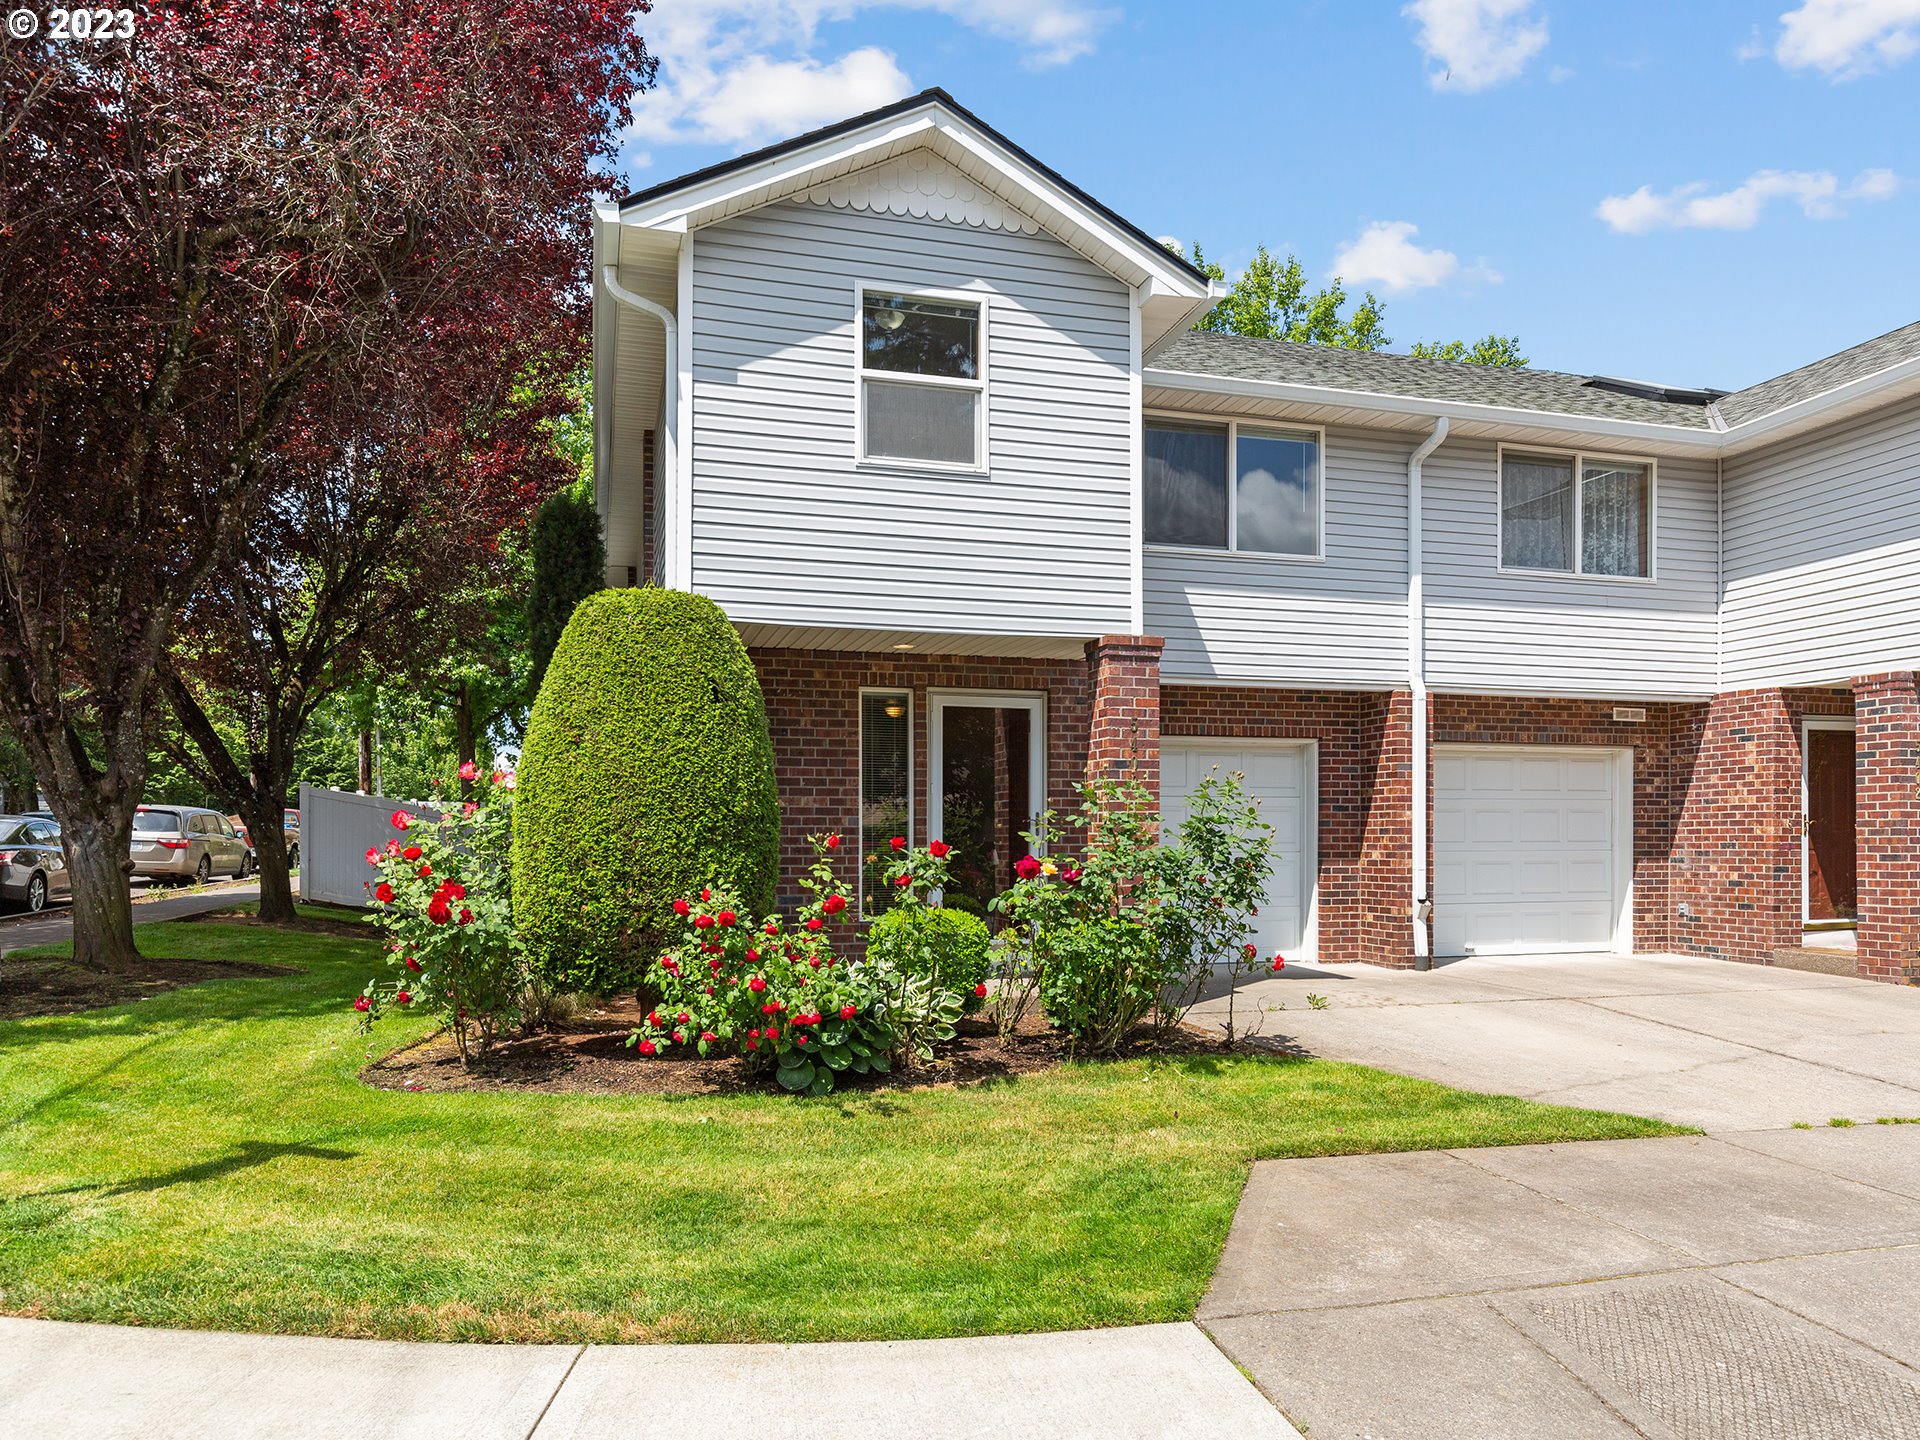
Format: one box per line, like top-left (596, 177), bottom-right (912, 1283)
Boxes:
top-left (1715, 320), bottom-right (1920, 427)
top-left (1149, 332), bottom-right (1717, 429)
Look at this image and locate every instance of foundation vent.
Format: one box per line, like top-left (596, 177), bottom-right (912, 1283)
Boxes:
top-left (1612, 706), bottom-right (1647, 723)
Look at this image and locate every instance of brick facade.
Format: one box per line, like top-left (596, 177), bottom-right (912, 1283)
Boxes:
top-left (748, 643), bottom-right (1914, 981)
top-left (1853, 672), bottom-right (1920, 981)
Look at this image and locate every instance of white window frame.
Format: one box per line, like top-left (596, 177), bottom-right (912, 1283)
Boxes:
top-left (857, 686), bottom-right (915, 922)
top-left (926, 689), bottom-right (1048, 878)
top-left (1141, 410), bottom-right (1326, 563)
top-left (853, 282), bottom-right (990, 475)
top-left (1495, 443), bottom-right (1659, 584)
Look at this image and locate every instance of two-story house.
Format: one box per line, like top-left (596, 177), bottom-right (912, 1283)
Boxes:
top-left (592, 89), bottom-right (1920, 983)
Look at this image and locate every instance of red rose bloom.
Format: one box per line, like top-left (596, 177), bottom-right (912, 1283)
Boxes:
top-left (458, 760), bottom-right (479, 782)
top-left (1014, 854), bottom-right (1043, 880)
top-left (458, 908), bottom-right (473, 925)
top-left (374, 882), bottom-right (395, 904)
top-left (796, 1034), bottom-right (808, 1046)
top-left (404, 956), bottom-right (420, 972)
top-left (840, 1004), bottom-right (857, 1020)
top-left (647, 1011), bottom-right (661, 1027)
top-left (745, 948), bottom-right (760, 962)
top-left (890, 836), bottom-right (906, 851)
top-left (443, 881), bottom-right (466, 901)
top-left (746, 1038), bottom-right (759, 1051)
top-left (893, 874), bottom-right (911, 887)
top-left (391, 810), bottom-right (411, 831)
top-left (673, 898), bottom-right (692, 916)
top-left (403, 845), bottom-right (422, 861)
top-left (822, 893), bottom-right (847, 915)
top-left (427, 897), bottom-right (451, 925)
top-left (1270, 955), bottom-right (1287, 972)
top-left (928, 840), bottom-right (950, 858)
top-left (805, 917), bottom-right (823, 932)
top-left (748, 976), bottom-right (767, 993)
top-left (974, 982), bottom-right (988, 998)
top-left (694, 914), bottom-right (715, 930)
top-left (765, 1025), bottom-right (779, 1039)
top-left (1242, 943), bottom-right (1257, 960)
top-left (352, 995), bottom-right (371, 1013)
top-left (637, 1039), bottom-right (657, 1056)
top-left (1062, 865), bottom-right (1084, 883)
top-left (700, 887), bottom-right (712, 901)
top-left (395, 990), bottom-right (412, 1006)
top-left (417, 864), bottom-right (432, 879)
top-left (748, 1028), bottom-right (761, 1040)
top-left (672, 1030), bottom-right (685, 1044)
top-left (700, 1031), bottom-right (717, 1043)
top-left (824, 833), bottom-right (842, 849)
top-left (676, 1011), bottom-right (690, 1024)
top-left (764, 922), bottom-right (780, 936)
top-left (716, 910), bottom-right (736, 926)
top-left (365, 847), bottom-right (380, 866)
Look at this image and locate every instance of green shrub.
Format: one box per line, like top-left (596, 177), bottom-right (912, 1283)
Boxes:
top-left (513, 588), bottom-right (780, 994)
top-left (866, 904), bottom-right (992, 1015)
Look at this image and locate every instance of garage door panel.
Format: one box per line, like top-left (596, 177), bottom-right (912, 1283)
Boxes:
top-left (1163, 742), bottom-right (1310, 960)
top-left (1435, 744), bottom-right (1623, 958)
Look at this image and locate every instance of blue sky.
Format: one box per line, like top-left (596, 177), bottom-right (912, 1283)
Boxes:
top-left (624, 1), bottom-right (1920, 389)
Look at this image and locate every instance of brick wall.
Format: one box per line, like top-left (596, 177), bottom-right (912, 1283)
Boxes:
top-left (1853, 672), bottom-right (1920, 981)
top-left (1432, 694), bottom-right (1703, 954)
top-left (1086, 635), bottom-right (1164, 800)
top-left (1668, 686), bottom-right (1852, 963)
top-left (748, 646), bottom-right (1094, 913)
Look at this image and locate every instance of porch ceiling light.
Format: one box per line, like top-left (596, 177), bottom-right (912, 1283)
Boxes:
top-left (883, 699), bottom-right (906, 719)
top-left (891, 642), bottom-right (914, 651)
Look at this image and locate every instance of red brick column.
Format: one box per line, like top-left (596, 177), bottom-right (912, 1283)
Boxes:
top-left (1670, 688), bottom-right (1800, 962)
top-left (1853, 672), bottom-right (1920, 983)
top-left (1085, 635), bottom-right (1163, 803)
top-left (1357, 690), bottom-right (1416, 968)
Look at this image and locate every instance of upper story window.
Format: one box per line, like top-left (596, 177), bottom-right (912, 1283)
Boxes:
top-left (859, 291), bottom-right (984, 469)
top-left (1144, 417), bottom-right (1321, 557)
top-left (1500, 448), bottom-right (1653, 579)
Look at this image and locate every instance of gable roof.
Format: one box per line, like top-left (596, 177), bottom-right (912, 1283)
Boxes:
top-left (1151, 332), bottom-right (1717, 430)
top-left (1716, 320), bottom-right (1920, 428)
top-left (620, 88), bottom-right (1209, 289)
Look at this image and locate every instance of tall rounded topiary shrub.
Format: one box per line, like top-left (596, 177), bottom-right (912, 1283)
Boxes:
top-left (514, 588), bottom-right (780, 995)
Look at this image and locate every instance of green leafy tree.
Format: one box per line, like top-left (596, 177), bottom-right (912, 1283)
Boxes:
top-left (1409, 334), bottom-right (1529, 368)
top-left (1174, 242), bottom-right (1525, 368)
top-left (526, 481), bottom-right (606, 698)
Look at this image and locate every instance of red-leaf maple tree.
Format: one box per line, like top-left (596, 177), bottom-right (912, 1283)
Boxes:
top-left (0, 1), bottom-right (654, 969)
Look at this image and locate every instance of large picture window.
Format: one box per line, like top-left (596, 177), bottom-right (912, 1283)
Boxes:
top-left (1145, 418), bottom-right (1321, 557)
top-left (1500, 449), bottom-right (1652, 579)
top-left (859, 291), bottom-right (984, 469)
top-left (859, 690), bottom-right (912, 918)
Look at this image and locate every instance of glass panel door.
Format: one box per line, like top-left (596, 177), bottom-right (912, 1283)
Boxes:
top-left (928, 693), bottom-right (1045, 921)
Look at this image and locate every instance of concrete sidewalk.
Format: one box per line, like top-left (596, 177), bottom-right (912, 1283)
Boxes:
top-left (1189, 949), bottom-right (1920, 1131)
top-left (0, 1318), bottom-right (1300, 1440)
top-left (1203, 1126), bottom-right (1920, 1440)
top-left (0, 878), bottom-right (264, 955)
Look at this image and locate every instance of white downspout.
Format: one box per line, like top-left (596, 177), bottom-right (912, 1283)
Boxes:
top-left (601, 264), bottom-right (679, 589)
top-left (1408, 416), bottom-right (1449, 967)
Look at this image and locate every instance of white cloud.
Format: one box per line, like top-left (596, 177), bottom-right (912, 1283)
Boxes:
top-left (1596, 168), bottom-right (1901, 234)
top-left (1332, 221), bottom-right (1497, 294)
top-left (1772, 0), bottom-right (1920, 77)
top-left (630, 0), bottom-right (1113, 154)
top-left (1403, 0), bottom-right (1549, 91)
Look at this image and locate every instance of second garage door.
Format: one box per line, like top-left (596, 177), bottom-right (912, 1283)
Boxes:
top-left (1162, 740), bottom-right (1313, 961)
top-left (1433, 745), bottom-right (1626, 958)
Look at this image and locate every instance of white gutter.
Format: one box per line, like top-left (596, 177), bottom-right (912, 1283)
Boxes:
top-left (1407, 416), bottom-right (1449, 968)
top-left (601, 264), bottom-right (680, 588)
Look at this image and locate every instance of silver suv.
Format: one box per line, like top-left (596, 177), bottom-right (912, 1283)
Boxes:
top-left (130, 806), bottom-right (252, 885)
top-left (0, 815), bottom-right (69, 912)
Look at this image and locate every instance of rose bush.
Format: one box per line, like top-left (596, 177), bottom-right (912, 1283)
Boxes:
top-left (356, 765), bottom-right (537, 1061)
top-left (625, 835), bottom-right (899, 1094)
top-left (989, 772), bottom-right (1276, 1054)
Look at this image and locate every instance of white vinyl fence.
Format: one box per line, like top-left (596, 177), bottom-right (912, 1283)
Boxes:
top-left (298, 784), bottom-right (443, 907)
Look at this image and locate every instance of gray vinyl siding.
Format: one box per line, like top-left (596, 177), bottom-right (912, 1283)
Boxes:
top-left (1146, 425), bottom-right (1409, 687)
top-left (687, 201), bottom-right (1133, 637)
top-left (1423, 437), bottom-right (1720, 698)
top-left (1721, 396), bottom-right (1920, 688)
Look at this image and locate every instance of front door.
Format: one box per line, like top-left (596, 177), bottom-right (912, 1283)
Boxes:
top-left (1805, 724), bottom-right (1857, 923)
top-left (928, 692), bottom-right (1045, 919)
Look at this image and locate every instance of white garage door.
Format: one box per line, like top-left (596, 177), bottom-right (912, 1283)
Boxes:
top-left (1433, 746), bottom-right (1624, 958)
top-left (1162, 740), bottom-right (1312, 961)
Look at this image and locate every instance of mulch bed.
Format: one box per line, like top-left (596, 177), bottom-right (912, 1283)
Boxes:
top-left (363, 997), bottom-right (1245, 1097)
top-left (0, 955), bottom-right (299, 1020)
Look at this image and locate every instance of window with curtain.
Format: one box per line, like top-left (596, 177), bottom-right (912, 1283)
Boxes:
top-left (860, 293), bottom-right (982, 467)
top-left (859, 691), bottom-right (911, 917)
top-left (1145, 419), bottom-right (1321, 555)
top-left (1500, 450), bottom-right (1651, 578)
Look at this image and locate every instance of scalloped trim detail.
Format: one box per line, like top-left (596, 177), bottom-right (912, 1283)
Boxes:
top-left (798, 151), bottom-right (1041, 235)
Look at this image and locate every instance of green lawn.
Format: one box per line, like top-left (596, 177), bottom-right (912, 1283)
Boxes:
top-left (0, 911), bottom-right (1683, 1343)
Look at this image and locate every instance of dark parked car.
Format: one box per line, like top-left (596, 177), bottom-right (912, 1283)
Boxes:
top-left (0, 815), bottom-right (70, 913)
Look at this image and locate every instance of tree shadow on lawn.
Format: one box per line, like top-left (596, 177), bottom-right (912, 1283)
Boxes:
top-left (5, 1139), bottom-right (355, 1206)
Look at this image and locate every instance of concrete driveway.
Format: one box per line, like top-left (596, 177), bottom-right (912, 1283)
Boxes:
top-left (1189, 953), bottom-right (1920, 1438)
